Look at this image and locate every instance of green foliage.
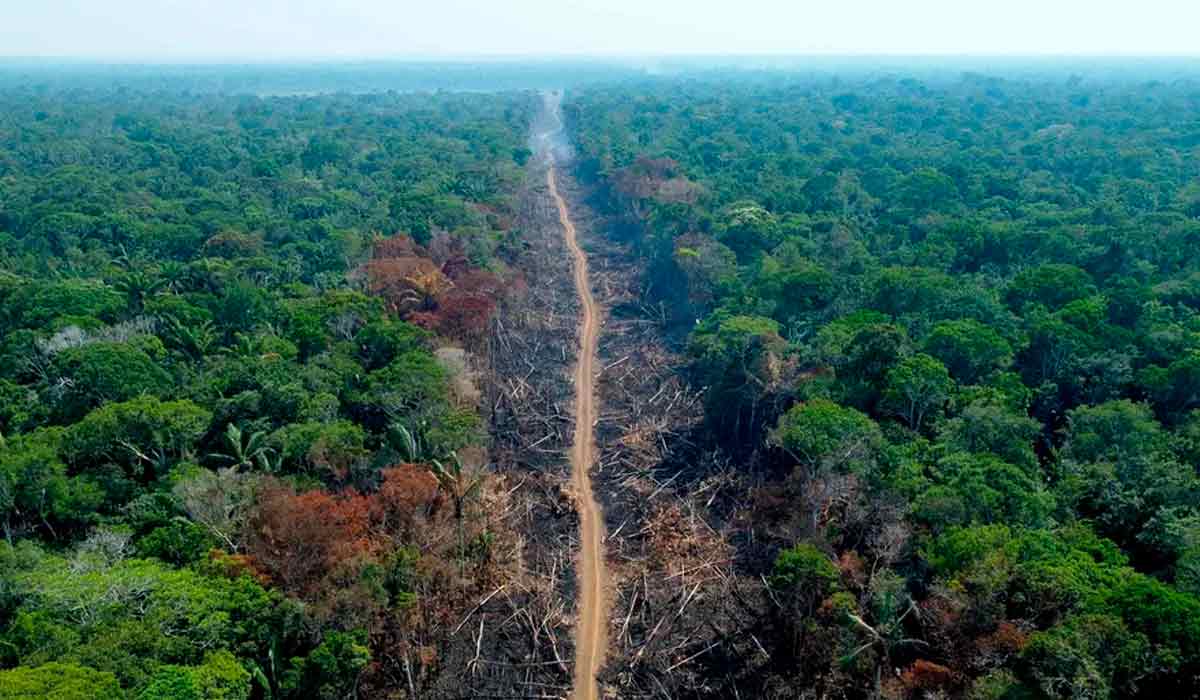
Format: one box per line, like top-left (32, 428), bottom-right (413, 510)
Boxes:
top-left (689, 314), bottom-right (788, 443)
top-left (939, 399), bottom-right (1041, 473)
top-left (214, 281), bottom-right (272, 334)
top-left (281, 630), bottom-right (370, 700)
top-left (771, 399), bottom-right (882, 474)
top-left (1061, 399), bottom-right (1166, 464)
top-left (770, 543), bottom-right (840, 596)
top-left (1056, 400), bottom-right (1199, 556)
top-left (923, 523), bottom-right (1018, 578)
top-left (211, 423), bottom-right (273, 472)
top-left (423, 409), bottom-right (483, 458)
top-left (137, 651), bottom-right (251, 700)
top-left (0, 379), bottom-right (38, 434)
top-left (914, 452), bottom-right (1053, 530)
top-left (360, 351), bottom-right (449, 422)
top-left (1007, 264), bottom-right (1096, 311)
top-left (966, 670), bottom-right (1038, 700)
top-left (897, 166), bottom-right (959, 212)
top-left (769, 543), bottom-right (845, 647)
top-left (870, 266), bottom-right (958, 318)
top-left (354, 319), bottom-right (431, 371)
top-left (6, 281), bottom-right (124, 331)
top-left (923, 319), bottom-right (1014, 384)
top-left (825, 319), bottom-right (909, 410)
top-left (717, 202), bottom-right (781, 260)
top-left (65, 397), bottom-right (211, 483)
top-left (756, 255), bottom-right (835, 319)
top-left (269, 419), bottom-right (365, 470)
top-left (1143, 350), bottom-right (1200, 417)
top-left (0, 543), bottom-right (288, 690)
top-left (1102, 575), bottom-right (1200, 678)
top-left (1021, 614), bottom-right (1151, 700)
top-left (0, 662), bottom-right (124, 700)
top-left (51, 342), bottom-right (173, 419)
top-left (0, 429), bottom-right (103, 536)
top-left (882, 353), bottom-right (954, 431)
top-left (136, 519), bottom-right (215, 565)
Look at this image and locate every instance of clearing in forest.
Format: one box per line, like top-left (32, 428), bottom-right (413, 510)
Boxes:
top-left (536, 91), bottom-right (609, 700)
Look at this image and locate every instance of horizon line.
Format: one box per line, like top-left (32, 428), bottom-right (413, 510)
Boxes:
top-left (3, 51), bottom-right (1200, 66)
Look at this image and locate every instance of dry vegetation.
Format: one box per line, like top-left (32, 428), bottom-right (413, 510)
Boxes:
top-left (413, 161), bottom-right (588, 699)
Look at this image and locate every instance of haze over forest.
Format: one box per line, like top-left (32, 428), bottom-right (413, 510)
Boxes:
top-left (4, 0), bottom-right (1200, 59)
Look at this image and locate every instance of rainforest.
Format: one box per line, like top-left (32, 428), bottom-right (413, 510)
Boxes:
top-left (1, 60), bottom-right (1200, 700)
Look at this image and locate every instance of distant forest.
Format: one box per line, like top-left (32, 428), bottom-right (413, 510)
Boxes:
top-left (0, 60), bottom-right (643, 95)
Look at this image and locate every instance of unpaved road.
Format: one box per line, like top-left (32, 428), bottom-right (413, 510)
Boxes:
top-left (548, 162), bottom-right (608, 700)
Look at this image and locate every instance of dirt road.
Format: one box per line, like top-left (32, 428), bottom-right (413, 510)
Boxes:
top-left (548, 163), bottom-right (608, 700)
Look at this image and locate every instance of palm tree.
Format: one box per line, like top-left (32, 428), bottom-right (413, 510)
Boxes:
top-left (112, 243), bottom-right (135, 270)
top-left (211, 423), bottom-right (274, 472)
top-left (119, 439), bottom-right (171, 483)
top-left (432, 453), bottom-right (485, 523)
top-left (164, 316), bottom-right (218, 361)
top-left (114, 269), bottom-right (168, 314)
top-left (431, 452), bottom-right (486, 578)
top-left (842, 575), bottom-right (929, 699)
top-left (159, 261), bottom-right (190, 293)
top-left (221, 332), bottom-right (259, 358)
top-left (386, 423), bottom-right (424, 463)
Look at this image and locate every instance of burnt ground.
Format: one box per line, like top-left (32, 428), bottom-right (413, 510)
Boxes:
top-left (420, 158), bottom-right (583, 699)
top-left (424, 138), bottom-right (773, 700)
top-left (554, 172), bottom-right (777, 699)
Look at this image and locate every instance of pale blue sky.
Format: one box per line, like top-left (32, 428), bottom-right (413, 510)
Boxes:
top-left (2, 0), bottom-right (1196, 59)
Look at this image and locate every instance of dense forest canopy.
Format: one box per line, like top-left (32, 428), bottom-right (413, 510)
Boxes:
top-left (0, 83), bottom-right (536, 698)
top-left (566, 71), bottom-right (1200, 698)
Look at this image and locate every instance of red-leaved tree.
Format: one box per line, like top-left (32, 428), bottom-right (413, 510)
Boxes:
top-left (245, 481), bottom-right (375, 597)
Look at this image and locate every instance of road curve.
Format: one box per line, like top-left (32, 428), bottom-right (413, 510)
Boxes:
top-left (548, 164), bottom-right (608, 700)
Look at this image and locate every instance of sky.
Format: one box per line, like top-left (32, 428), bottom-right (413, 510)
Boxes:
top-left (2, 0), bottom-right (1197, 60)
